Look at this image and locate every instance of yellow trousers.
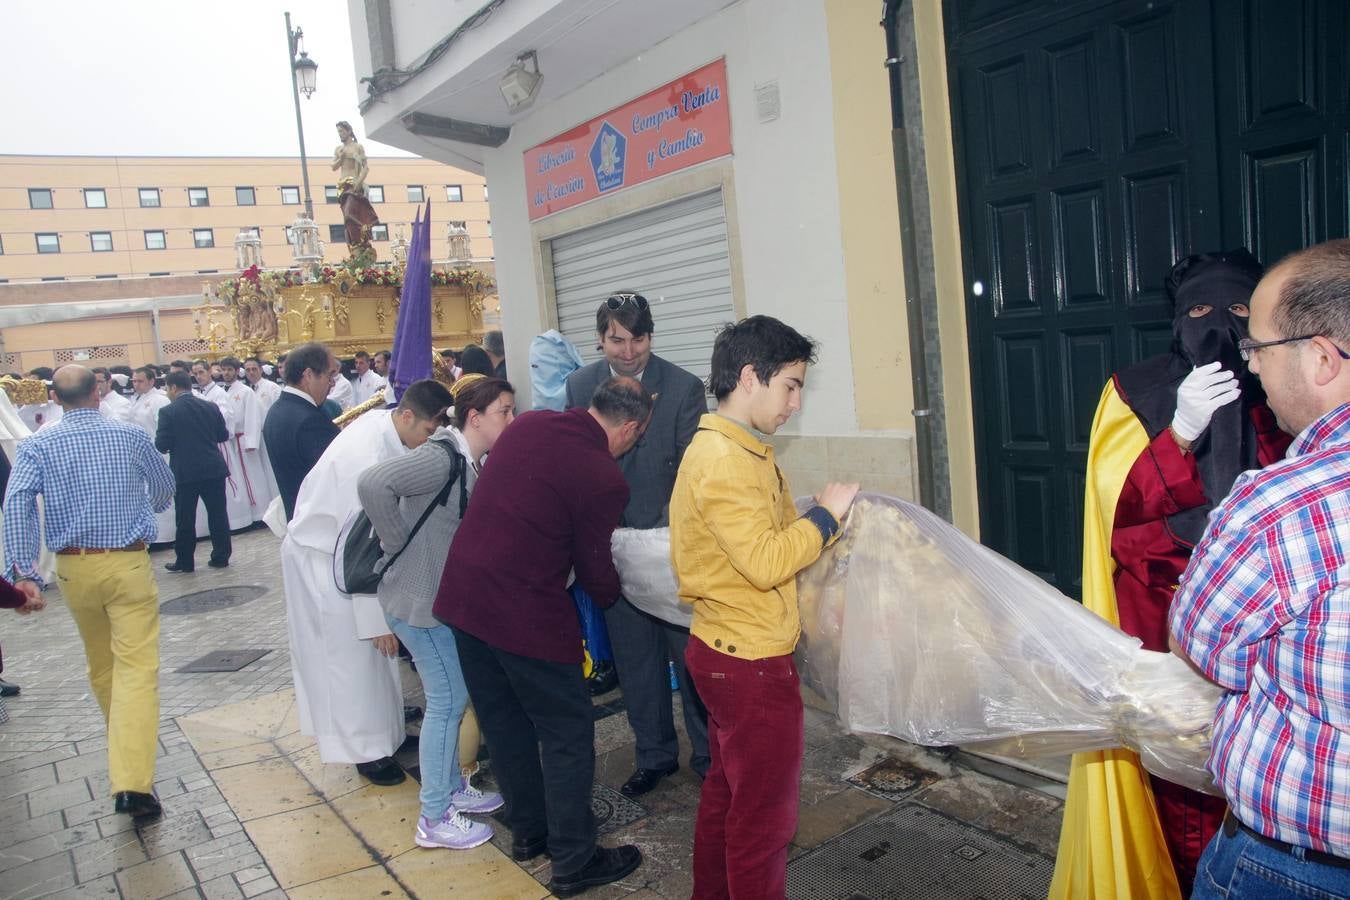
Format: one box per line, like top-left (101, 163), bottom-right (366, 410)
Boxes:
top-left (56, 550), bottom-right (160, 795)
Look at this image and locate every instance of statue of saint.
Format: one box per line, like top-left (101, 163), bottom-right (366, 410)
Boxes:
top-left (332, 121), bottom-right (381, 254)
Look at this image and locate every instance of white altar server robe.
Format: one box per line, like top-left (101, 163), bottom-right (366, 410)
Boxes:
top-left (196, 381), bottom-right (253, 528)
top-left (224, 380), bottom-right (275, 518)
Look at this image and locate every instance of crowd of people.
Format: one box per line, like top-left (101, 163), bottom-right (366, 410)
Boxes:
top-left (3, 240), bottom-right (1350, 898)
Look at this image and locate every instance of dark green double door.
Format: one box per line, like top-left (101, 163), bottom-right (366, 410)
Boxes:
top-left (945, 0), bottom-right (1349, 595)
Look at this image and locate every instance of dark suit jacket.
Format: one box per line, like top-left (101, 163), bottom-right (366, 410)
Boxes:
top-left (155, 393), bottom-right (230, 485)
top-left (565, 353), bottom-right (706, 528)
top-left (263, 390), bottom-right (339, 521)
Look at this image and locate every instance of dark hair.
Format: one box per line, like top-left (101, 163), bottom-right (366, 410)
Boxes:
top-left (1274, 239), bottom-right (1350, 348)
top-left (219, 357), bottom-right (241, 370)
top-left (337, 120), bottom-right (353, 135)
top-left (192, 359), bottom-right (210, 370)
top-left (591, 375), bottom-right (654, 425)
top-left (707, 316), bottom-right (818, 401)
top-left (110, 364), bottom-right (133, 378)
top-left (244, 356), bottom-right (263, 366)
top-left (374, 350), bottom-right (390, 363)
top-left (53, 368), bottom-right (96, 404)
top-left (354, 350), bottom-right (370, 361)
top-left (27, 367), bottom-right (54, 381)
top-left (92, 366), bottom-right (111, 380)
top-left (453, 377), bottom-right (514, 429)
top-left (285, 342), bottom-right (332, 387)
top-left (165, 371), bottom-right (193, 392)
top-left (595, 292), bottom-right (654, 340)
top-left (482, 330), bottom-right (505, 357)
top-left (134, 366), bottom-right (157, 382)
top-left (169, 360), bottom-right (190, 372)
top-left (397, 379), bottom-right (454, 422)
top-left (459, 344), bottom-right (495, 376)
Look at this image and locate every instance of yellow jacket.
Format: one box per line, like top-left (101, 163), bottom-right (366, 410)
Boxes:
top-left (668, 414), bottom-right (836, 660)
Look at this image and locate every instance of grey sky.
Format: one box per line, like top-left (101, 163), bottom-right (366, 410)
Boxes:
top-left (1, 0), bottom-right (412, 158)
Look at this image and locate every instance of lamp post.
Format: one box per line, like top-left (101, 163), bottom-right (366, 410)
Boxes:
top-left (284, 12), bottom-right (318, 219)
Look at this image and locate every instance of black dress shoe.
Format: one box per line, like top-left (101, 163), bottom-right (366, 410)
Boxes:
top-left (0, 678), bottom-right (18, 698)
top-left (511, 833), bottom-right (551, 862)
top-left (207, 559), bottom-right (229, 569)
top-left (550, 845), bottom-right (642, 897)
top-left (619, 763), bottom-right (678, 798)
top-left (403, 705), bottom-right (423, 724)
top-left (113, 791), bottom-right (162, 820)
top-left (355, 756), bottom-right (406, 786)
top-left (164, 563), bottom-right (192, 573)
top-left (587, 661), bottom-right (618, 696)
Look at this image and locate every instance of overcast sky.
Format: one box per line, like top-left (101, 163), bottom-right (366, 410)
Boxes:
top-left (1, 0), bottom-right (414, 158)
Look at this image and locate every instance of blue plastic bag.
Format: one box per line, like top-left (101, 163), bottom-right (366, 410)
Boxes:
top-left (571, 584), bottom-right (614, 663)
top-left (530, 330), bottom-right (585, 411)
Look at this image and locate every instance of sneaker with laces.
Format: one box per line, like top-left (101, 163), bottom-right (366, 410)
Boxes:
top-left (415, 809), bottom-right (493, 850)
top-left (451, 778), bottom-right (504, 814)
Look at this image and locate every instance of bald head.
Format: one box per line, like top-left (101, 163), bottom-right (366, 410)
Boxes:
top-left (53, 365), bottom-right (99, 409)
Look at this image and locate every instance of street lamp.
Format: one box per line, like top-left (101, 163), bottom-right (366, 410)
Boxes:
top-left (284, 12), bottom-right (318, 220)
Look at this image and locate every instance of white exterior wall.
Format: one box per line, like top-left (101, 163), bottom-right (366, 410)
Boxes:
top-left (480, 0), bottom-right (860, 437)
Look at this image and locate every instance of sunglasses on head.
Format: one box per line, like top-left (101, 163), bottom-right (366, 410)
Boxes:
top-left (605, 292), bottom-right (649, 311)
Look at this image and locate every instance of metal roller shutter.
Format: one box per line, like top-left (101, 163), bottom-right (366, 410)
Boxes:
top-left (551, 189), bottom-right (734, 390)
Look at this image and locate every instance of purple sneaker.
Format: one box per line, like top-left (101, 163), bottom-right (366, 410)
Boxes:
top-left (451, 779), bottom-right (504, 814)
top-left (415, 809), bottom-right (493, 850)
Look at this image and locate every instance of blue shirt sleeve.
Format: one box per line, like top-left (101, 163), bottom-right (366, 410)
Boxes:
top-left (3, 441), bottom-right (45, 585)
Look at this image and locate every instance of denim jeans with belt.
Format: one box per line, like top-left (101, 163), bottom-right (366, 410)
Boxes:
top-left (386, 615), bottom-right (468, 820)
top-left (1192, 817), bottom-right (1350, 899)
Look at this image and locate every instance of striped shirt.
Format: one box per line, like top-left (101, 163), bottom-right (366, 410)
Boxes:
top-left (1170, 401), bottom-right (1350, 856)
top-left (3, 408), bottom-right (174, 586)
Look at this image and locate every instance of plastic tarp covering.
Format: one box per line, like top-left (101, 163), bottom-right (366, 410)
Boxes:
top-left (610, 493), bottom-right (1221, 795)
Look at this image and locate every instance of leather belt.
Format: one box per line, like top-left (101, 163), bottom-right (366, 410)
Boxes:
top-left (56, 541), bottom-right (148, 556)
top-left (1224, 811), bottom-right (1350, 870)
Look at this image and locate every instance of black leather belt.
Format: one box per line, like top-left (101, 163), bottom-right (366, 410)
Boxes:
top-left (1224, 810), bottom-right (1350, 870)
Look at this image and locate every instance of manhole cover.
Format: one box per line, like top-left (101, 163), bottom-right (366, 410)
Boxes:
top-left (161, 585), bottom-right (267, 615)
top-left (847, 756), bottom-right (942, 801)
top-left (178, 649), bottom-right (270, 673)
top-left (786, 803), bottom-right (1052, 899)
top-left (591, 783), bottom-right (647, 834)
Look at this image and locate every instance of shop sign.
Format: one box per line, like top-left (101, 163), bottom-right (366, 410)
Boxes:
top-left (524, 58), bottom-right (731, 221)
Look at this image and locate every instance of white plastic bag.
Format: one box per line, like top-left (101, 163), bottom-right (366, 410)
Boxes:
top-left (610, 493), bottom-right (1221, 794)
top-left (611, 527), bottom-right (691, 627)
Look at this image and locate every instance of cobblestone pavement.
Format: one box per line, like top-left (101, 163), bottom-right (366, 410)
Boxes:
top-left (0, 528), bottom-right (1068, 899)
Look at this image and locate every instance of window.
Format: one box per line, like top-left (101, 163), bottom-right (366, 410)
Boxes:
top-left (84, 188), bottom-right (107, 208)
top-left (193, 228), bottom-right (215, 248)
top-left (367, 185), bottom-right (384, 203)
top-left (0, 236), bottom-right (4, 255)
top-left (90, 232), bottom-right (113, 252)
top-left (235, 186), bottom-right (256, 206)
top-left (139, 188), bottom-right (160, 208)
top-left (325, 186), bottom-right (340, 204)
top-left (188, 187), bottom-right (209, 207)
top-left (36, 233), bottom-right (59, 253)
top-left (371, 224), bottom-right (388, 241)
top-left (284, 225), bottom-right (295, 245)
top-left (446, 185), bottom-right (463, 202)
top-left (243, 226), bottom-right (260, 237)
top-left (483, 185), bottom-right (489, 201)
top-left (486, 220), bottom-right (492, 238)
top-left (328, 224), bottom-right (346, 243)
top-left (280, 186), bottom-right (300, 205)
top-left (407, 185), bottom-right (424, 203)
top-left (28, 188), bottom-right (53, 209)
top-left (144, 230), bottom-right (166, 250)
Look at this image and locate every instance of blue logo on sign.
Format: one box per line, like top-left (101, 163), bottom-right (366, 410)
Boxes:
top-left (589, 121), bottom-right (627, 193)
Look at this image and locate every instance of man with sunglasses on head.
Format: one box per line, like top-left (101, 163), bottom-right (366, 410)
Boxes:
top-left (565, 291), bottom-right (713, 799)
top-left (1168, 239), bottom-right (1350, 899)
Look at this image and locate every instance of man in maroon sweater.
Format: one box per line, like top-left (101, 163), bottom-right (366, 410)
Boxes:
top-left (433, 375), bottom-right (652, 897)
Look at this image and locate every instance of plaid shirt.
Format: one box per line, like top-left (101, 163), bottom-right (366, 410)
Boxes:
top-left (3, 408), bottom-right (174, 586)
top-left (1170, 401), bottom-right (1350, 856)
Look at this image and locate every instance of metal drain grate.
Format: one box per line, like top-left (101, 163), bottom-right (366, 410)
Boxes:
top-left (786, 802), bottom-right (1052, 900)
top-left (847, 756), bottom-right (943, 801)
top-left (177, 649), bottom-right (270, 673)
top-left (161, 585), bottom-right (266, 615)
top-left (592, 783), bottom-right (647, 835)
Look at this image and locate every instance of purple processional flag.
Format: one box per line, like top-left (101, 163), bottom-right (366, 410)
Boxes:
top-left (391, 201), bottom-right (433, 403)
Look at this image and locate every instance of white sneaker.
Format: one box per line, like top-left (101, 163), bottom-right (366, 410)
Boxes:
top-left (451, 778), bottom-right (504, 814)
top-left (415, 809), bottom-right (493, 850)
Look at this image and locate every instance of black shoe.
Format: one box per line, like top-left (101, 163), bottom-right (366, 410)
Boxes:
top-left (164, 563), bottom-right (192, 573)
top-left (619, 763), bottom-right (678, 798)
top-left (511, 833), bottom-right (551, 862)
top-left (549, 845), bottom-right (642, 897)
top-left (403, 705), bottom-right (423, 724)
top-left (208, 559), bottom-right (229, 569)
top-left (587, 661), bottom-right (618, 696)
top-left (0, 678), bottom-right (17, 698)
top-left (113, 791), bottom-right (162, 821)
top-left (355, 757), bottom-right (405, 786)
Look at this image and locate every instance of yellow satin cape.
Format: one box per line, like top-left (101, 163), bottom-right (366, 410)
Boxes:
top-left (1048, 382), bottom-right (1183, 899)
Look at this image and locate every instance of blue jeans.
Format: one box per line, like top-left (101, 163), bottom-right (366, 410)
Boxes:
top-left (1193, 818), bottom-right (1350, 899)
top-left (386, 615), bottom-right (468, 820)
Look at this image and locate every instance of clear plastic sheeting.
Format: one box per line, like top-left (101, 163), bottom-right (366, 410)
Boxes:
top-left (611, 526), bottom-right (690, 627)
top-left (610, 494), bottom-right (1222, 795)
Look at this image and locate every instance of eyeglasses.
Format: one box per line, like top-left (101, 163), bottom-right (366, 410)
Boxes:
top-left (605, 292), bottom-right (649, 311)
top-left (1238, 335), bottom-right (1350, 362)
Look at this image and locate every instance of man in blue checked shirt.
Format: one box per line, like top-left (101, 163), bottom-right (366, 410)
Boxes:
top-left (1170, 238), bottom-right (1350, 898)
top-left (3, 365), bottom-right (174, 822)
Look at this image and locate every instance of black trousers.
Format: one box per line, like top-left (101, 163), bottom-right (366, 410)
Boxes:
top-left (452, 627), bottom-right (596, 877)
top-left (173, 477), bottom-right (231, 570)
top-left (605, 596), bottom-right (710, 774)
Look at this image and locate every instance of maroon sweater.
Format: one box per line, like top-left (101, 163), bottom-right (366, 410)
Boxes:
top-left (433, 408), bottom-right (629, 663)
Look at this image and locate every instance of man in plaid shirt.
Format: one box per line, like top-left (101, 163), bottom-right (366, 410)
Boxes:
top-left (1171, 238), bottom-right (1350, 897)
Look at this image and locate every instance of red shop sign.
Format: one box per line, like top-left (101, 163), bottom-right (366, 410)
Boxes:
top-left (523, 58), bottom-right (732, 221)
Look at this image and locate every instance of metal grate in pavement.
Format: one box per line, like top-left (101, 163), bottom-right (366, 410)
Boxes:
top-left (786, 802), bottom-right (1053, 900)
top-left (161, 585), bottom-right (267, 615)
top-left (592, 783), bottom-right (647, 834)
top-left (846, 756), bottom-right (943, 801)
top-left (177, 649), bottom-right (270, 673)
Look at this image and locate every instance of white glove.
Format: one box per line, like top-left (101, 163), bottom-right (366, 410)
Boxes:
top-left (1171, 361), bottom-right (1241, 441)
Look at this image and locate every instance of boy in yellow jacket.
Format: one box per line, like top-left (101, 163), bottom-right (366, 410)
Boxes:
top-left (669, 316), bottom-right (858, 898)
